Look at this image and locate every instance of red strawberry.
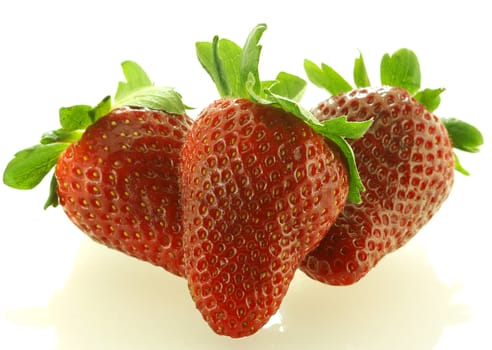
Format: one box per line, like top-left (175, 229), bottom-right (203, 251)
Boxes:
top-left (181, 98), bottom-right (348, 336)
top-left (56, 106), bottom-right (192, 275)
top-left (301, 50), bottom-right (483, 285)
top-left (3, 62), bottom-right (192, 276)
top-left (181, 24), bottom-right (370, 337)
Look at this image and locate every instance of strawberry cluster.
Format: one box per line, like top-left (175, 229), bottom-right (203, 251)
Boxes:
top-left (3, 24), bottom-right (483, 338)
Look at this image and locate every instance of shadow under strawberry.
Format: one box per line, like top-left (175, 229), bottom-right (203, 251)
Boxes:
top-left (2, 238), bottom-right (469, 350)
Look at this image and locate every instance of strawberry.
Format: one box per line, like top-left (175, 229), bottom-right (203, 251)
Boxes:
top-left (301, 49), bottom-right (483, 285)
top-left (3, 62), bottom-right (192, 276)
top-left (181, 24), bottom-right (371, 337)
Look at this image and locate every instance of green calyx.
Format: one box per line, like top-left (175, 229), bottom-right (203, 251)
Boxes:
top-left (196, 24), bottom-right (372, 203)
top-left (304, 48), bottom-right (484, 175)
top-left (3, 61), bottom-right (188, 208)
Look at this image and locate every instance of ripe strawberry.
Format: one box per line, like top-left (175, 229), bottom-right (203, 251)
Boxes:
top-left (55, 106), bottom-right (192, 275)
top-left (181, 24), bottom-right (371, 337)
top-left (3, 62), bottom-right (192, 276)
top-left (301, 49), bottom-right (483, 285)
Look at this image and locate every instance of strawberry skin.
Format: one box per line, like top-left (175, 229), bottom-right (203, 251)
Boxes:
top-left (181, 98), bottom-right (348, 337)
top-left (56, 106), bottom-right (193, 276)
top-left (301, 86), bottom-right (455, 285)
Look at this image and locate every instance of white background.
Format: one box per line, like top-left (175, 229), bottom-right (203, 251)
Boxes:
top-left (1, 1), bottom-right (490, 349)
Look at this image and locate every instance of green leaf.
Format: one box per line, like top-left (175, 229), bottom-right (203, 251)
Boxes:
top-left (112, 61), bottom-right (187, 114)
top-left (57, 96), bottom-right (111, 135)
top-left (217, 39), bottom-right (243, 97)
top-left (90, 95), bottom-right (112, 121)
top-left (414, 88), bottom-right (445, 112)
top-left (303, 60), bottom-right (325, 90)
top-left (196, 39), bottom-right (225, 95)
top-left (114, 86), bottom-right (187, 115)
top-left (317, 116), bottom-right (374, 139)
top-left (196, 23), bottom-right (268, 100)
top-left (40, 129), bottom-right (84, 145)
top-left (442, 118), bottom-right (484, 153)
top-left (44, 173), bottom-right (59, 209)
top-left (326, 135), bottom-right (366, 203)
top-left (239, 23), bottom-right (267, 98)
top-left (380, 49), bottom-right (421, 94)
top-left (59, 105), bottom-right (93, 131)
top-left (453, 152), bottom-right (470, 176)
top-left (42, 96), bottom-right (111, 145)
top-left (313, 117), bottom-right (372, 203)
top-left (3, 143), bottom-right (69, 190)
top-left (304, 59), bottom-right (353, 96)
top-left (353, 51), bottom-right (371, 87)
top-left (260, 80), bottom-right (277, 92)
top-left (245, 72), bottom-right (271, 105)
top-left (196, 38), bottom-right (243, 98)
top-left (197, 24), bottom-right (267, 99)
top-left (115, 60), bottom-right (152, 101)
top-left (264, 87), bottom-right (317, 125)
top-left (269, 72), bottom-right (307, 103)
